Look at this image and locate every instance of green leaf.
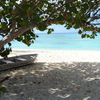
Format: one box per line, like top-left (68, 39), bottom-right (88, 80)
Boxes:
top-left (47, 28), bottom-right (54, 34)
top-left (81, 34), bottom-right (87, 38)
top-left (38, 24), bottom-right (47, 31)
top-left (78, 30), bottom-right (83, 34)
top-left (8, 43), bottom-right (11, 46)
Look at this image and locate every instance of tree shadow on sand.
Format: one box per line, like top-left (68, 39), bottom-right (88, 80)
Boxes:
top-left (0, 62), bottom-right (100, 100)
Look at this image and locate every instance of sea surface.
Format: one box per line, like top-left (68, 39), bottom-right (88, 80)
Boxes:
top-left (12, 32), bottom-right (100, 51)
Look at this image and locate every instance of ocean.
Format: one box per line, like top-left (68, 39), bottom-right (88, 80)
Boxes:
top-left (12, 32), bottom-right (100, 51)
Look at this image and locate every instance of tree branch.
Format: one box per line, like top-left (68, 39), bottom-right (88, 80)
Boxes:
top-left (92, 23), bottom-right (100, 25)
top-left (0, 27), bottom-right (30, 49)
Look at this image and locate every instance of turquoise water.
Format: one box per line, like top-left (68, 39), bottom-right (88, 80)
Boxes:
top-left (12, 32), bottom-right (100, 50)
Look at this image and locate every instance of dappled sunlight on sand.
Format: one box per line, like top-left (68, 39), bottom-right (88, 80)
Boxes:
top-left (0, 62), bottom-right (100, 100)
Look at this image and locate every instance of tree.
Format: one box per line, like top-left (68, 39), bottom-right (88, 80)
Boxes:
top-left (0, 0), bottom-right (100, 58)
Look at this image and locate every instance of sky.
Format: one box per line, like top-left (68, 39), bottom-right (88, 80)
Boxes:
top-left (34, 24), bottom-right (78, 34)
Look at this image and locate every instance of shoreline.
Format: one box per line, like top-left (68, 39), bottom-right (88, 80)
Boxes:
top-left (10, 49), bottom-right (100, 63)
top-left (12, 48), bottom-right (100, 52)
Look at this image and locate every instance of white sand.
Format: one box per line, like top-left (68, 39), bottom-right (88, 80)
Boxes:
top-left (11, 49), bottom-right (100, 62)
top-left (0, 49), bottom-right (100, 100)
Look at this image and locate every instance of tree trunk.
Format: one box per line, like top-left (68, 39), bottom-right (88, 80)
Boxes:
top-left (0, 27), bottom-right (30, 49)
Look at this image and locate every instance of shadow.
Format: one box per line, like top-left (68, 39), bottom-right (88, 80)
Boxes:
top-left (0, 54), bottom-right (37, 72)
top-left (0, 62), bottom-right (100, 100)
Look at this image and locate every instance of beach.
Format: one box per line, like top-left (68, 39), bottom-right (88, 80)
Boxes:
top-left (0, 49), bottom-right (100, 100)
top-left (11, 49), bottom-right (100, 62)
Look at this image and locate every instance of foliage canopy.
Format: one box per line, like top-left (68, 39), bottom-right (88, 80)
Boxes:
top-left (0, 0), bottom-right (100, 58)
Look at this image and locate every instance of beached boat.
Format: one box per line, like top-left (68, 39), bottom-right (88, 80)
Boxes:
top-left (0, 54), bottom-right (37, 71)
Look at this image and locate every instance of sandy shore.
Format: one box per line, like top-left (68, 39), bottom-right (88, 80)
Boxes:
top-left (0, 49), bottom-right (100, 100)
top-left (11, 49), bottom-right (100, 62)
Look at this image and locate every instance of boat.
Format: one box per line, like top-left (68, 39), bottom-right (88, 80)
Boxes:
top-left (0, 54), bottom-right (37, 71)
